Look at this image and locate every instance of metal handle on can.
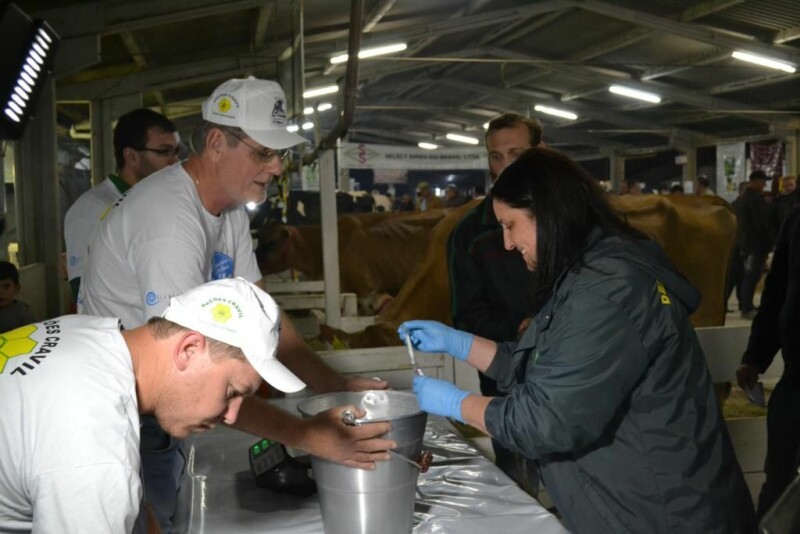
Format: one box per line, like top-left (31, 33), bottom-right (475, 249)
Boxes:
top-left (341, 409), bottom-right (357, 426)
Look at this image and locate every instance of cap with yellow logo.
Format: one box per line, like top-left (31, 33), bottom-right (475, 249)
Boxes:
top-left (201, 76), bottom-right (309, 150)
top-left (162, 277), bottom-right (305, 393)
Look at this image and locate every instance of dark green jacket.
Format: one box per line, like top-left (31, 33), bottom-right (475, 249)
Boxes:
top-left (484, 229), bottom-right (756, 534)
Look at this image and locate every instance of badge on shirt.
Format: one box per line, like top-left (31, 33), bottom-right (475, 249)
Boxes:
top-left (212, 252), bottom-right (234, 280)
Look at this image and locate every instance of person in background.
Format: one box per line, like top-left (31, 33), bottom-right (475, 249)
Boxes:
top-left (0, 278), bottom-right (352, 533)
top-left (396, 193), bottom-right (415, 212)
top-left (694, 174), bottom-right (715, 196)
top-left (618, 178), bottom-right (642, 195)
top-left (415, 182), bottom-right (442, 211)
top-left (443, 184), bottom-right (465, 208)
top-left (727, 180), bottom-right (749, 312)
top-left (80, 77), bottom-right (391, 531)
top-left (736, 169), bottom-right (773, 319)
top-left (737, 203), bottom-right (800, 519)
top-left (770, 175), bottom-right (799, 240)
top-left (0, 261), bottom-right (35, 333)
top-left (447, 112), bottom-right (542, 494)
top-left (64, 108), bottom-right (180, 302)
top-left (402, 147), bottom-right (756, 534)
top-left (670, 183), bottom-right (685, 195)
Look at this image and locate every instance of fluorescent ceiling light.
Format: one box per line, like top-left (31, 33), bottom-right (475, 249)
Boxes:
top-left (303, 85), bottom-right (338, 98)
top-left (303, 103), bottom-right (334, 115)
top-left (330, 43), bottom-right (407, 64)
top-left (301, 121), bottom-right (314, 130)
top-left (534, 104), bottom-right (578, 120)
top-left (446, 133), bottom-right (479, 145)
top-left (287, 124), bottom-right (300, 133)
top-left (731, 50), bottom-right (796, 74)
top-left (418, 142), bottom-right (438, 150)
top-left (608, 85), bottom-right (661, 104)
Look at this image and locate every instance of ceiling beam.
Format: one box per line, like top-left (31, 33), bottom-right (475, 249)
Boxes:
top-left (56, 53), bottom-right (278, 100)
top-left (305, 0), bottom-right (572, 58)
top-left (34, 0), bottom-right (269, 38)
top-left (676, 0), bottom-right (746, 22)
top-left (119, 31), bottom-right (169, 115)
top-left (774, 24), bottom-right (800, 45)
top-left (363, 0), bottom-right (399, 33)
top-left (253, 3), bottom-right (275, 51)
top-left (576, 0), bottom-right (800, 65)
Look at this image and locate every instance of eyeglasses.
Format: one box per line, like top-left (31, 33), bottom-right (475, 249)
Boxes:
top-left (228, 131), bottom-right (290, 164)
top-left (137, 146), bottom-right (180, 158)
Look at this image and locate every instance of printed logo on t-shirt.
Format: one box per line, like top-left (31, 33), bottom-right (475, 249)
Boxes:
top-left (212, 252), bottom-right (234, 280)
top-left (145, 291), bottom-right (172, 307)
top-left (0, 320), bottom-right (62, 376)
top-left (69, 255), bottom-right (78, 266)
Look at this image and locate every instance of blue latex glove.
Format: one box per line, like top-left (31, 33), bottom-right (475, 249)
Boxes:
top-left (397, 320), bottom-right (474, 361)
top-left (412, 375), bottom-right (469, 422)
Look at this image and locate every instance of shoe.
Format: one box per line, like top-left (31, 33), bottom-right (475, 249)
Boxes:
top-left (741, 310), bottom-right (758, 320)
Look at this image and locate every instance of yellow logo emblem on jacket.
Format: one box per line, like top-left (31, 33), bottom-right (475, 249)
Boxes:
top-left (656, 281), bottom-right (671, 305)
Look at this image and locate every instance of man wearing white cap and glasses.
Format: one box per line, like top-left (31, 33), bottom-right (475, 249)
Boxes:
top-left (0, 278), bottom-right (381, 532)
top-left (80, 77), bottom-right (391, 531)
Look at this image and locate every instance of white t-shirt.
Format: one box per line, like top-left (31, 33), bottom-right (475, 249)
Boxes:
top-left (79, 163), bottom-right (261, 328)
top-left (0, 315), bottom-right (141, 533)
top-left (64, 176), bottom-right (126, 283)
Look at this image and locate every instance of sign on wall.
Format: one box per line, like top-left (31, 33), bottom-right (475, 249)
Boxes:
top-left (716, 142), bottom-right (746, 202)
top-left (339, 142), bottom-right (486, 170)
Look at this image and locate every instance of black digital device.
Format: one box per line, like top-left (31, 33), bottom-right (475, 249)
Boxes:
top-left (248, 438), bottom-right (316, 496)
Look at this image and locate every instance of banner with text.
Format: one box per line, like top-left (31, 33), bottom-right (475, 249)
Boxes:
top-left (339, 142), bottom-right (486, 170)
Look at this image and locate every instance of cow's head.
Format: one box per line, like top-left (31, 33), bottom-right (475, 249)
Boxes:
top-left (255, 219), bottom-right (292, 275)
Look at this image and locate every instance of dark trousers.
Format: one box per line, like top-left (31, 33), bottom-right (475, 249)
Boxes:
top-left (139, 416), bottom-right (185, 533)
top-left (479, 372), bottom-right (539, 496)
top-left (757, 378), bottom-right (800, 518)
top-left (739, 252), bottom-right (767, 313)
top-left (726, 246), bottom-right (743, 309)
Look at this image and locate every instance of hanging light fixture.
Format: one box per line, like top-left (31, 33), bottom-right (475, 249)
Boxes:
top-left (0, 3), bottom-right (60, 140)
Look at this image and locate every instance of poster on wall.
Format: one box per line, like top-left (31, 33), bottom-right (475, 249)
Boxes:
top-left (716, 142), bottom-right (746, 202)
top-left (750, 141), bottom-right (784, 178)
top-left (339, 142), bottom-right (485, 170)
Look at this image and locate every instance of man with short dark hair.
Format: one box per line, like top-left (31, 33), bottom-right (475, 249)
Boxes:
top-left (736, 169), bottom-right (773, 319)
top-left (447, 112), bottom-right (542, 493)
top-left (64, 108), bottom-right (180, 300)
top-left (80, 77), bottom-right (392, 531)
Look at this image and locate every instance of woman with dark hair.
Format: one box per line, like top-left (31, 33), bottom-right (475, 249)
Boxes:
top-left (399, 147), bottom-right (756, 533)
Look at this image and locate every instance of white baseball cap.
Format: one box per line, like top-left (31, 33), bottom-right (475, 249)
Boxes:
top-left (201, 76), bottom-right (310, 150)
top-left (162, 277), bottom-right (306, 393)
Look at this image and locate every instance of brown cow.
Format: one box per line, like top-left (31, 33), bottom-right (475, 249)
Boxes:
top-left (256, 210), bottom-right (448, 314)
top-left (319, 194), bottom-right (737, 349)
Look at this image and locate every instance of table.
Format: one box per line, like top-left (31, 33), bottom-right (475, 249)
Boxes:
top-left (172, 398), bottom-right (568, 534)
